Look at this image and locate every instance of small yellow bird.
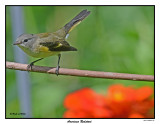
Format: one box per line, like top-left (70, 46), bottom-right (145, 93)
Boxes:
top-left (13, 9), bottom-right (91, 75)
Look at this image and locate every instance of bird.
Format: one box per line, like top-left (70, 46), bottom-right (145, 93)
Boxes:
top-left (13, 9), bottom-right (91, 75)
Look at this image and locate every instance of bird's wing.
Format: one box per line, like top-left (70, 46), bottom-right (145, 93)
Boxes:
top-left (39, 41), bottom-right (77, 51)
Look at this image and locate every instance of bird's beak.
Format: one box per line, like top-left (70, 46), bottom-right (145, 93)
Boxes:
top-left (13, 41), bottom-right (22, 45)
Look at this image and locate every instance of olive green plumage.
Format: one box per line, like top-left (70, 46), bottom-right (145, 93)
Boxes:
top-left (13, 9), bottom-right (91, 75)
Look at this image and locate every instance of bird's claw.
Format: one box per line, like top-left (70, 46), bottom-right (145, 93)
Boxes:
top-left (27, 63), bottom-right (34, 71)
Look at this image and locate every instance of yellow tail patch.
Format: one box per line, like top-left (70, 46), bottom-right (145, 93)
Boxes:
top-left (69, 21), bottom-right (81, 33)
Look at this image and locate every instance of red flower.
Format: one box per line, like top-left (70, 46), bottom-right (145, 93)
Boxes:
top-left (105, 84), bottom-right (154, 118)
top-left (106, 84), bottom-right (136, 102)
top-left (64, 88), bottom-right (112, 118)
top-left (63, 84), bottom-right (154, 118)
top-left (63, 110), bottom-right (92, 118)
top-left (135, 86), bottom-right (153, 101)
top-left (128, 113), bottom-right (145, 118)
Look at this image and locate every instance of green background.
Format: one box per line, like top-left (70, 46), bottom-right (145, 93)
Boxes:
top-left (6, 6), bottom-right (154, 118)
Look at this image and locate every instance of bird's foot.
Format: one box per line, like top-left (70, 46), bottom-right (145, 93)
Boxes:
top-left (55, 66), bottom-right (60, 76)
top-left (27, 62), bottom-right (34, 71)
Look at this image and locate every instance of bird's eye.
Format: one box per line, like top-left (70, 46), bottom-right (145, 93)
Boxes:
top-left (24, 39), bottom-right (28, 42)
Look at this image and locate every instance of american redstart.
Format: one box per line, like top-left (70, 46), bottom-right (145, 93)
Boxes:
top-left (13, 9), bottom-right (91, 75)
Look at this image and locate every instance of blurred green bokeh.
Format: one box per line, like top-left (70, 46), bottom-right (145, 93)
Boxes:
top-left (6, 6), bottom-right (154, 118)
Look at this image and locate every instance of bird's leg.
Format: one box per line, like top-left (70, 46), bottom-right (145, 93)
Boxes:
top-left (27, 58), bottom-right (43, 71)
top-left (55, 54), bottom-right (61, 76)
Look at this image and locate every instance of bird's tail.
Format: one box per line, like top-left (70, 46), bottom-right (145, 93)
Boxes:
top-left (64, 9), bottom-right (90, 34)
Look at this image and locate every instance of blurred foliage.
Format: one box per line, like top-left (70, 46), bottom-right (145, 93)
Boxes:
top-left (6, 6), bottom-right (154, 118)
